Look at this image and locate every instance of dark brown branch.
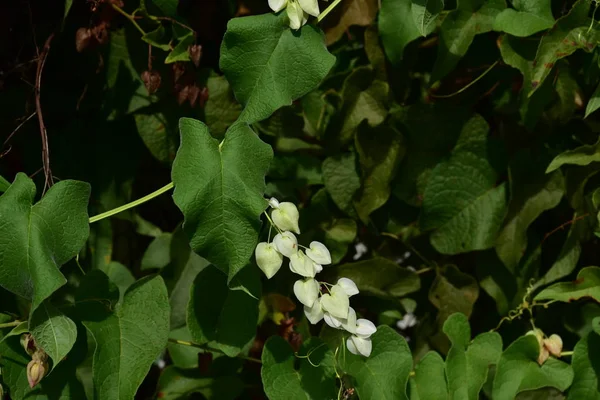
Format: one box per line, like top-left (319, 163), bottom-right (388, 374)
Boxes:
top-left (35, 33), bottom-right (54, 192)
top-left (542, 213), bottom-right (590, 244)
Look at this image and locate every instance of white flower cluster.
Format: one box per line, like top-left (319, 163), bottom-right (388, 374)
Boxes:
top-left (268, 0), bottom-right (321, 30)
top-left (255, 197), bottom-right (377, 357)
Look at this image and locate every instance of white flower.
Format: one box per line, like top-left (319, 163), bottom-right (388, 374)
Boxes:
top-left (305, 241), bottom-right (332, 265)
top-left (268, 197), bottom-right (281, 209)
top-left (255, 242), bottom-right (283, 279)
top-left (356, 319), bottom-right (377, 338)
top-left (286, 0), bottom-right (307, 30)
top-left (347, 335), bottom-right (372, 357)
top-left (353, 242), bottom-right (368, 260)
top-left (337, 278), bottom-right (359, 297)
top-left (273, 231), bottom-right (298, 257)
top-left (271, 202), bottom-right (300, 234)
top-left (324, 312), bottom-right (343, 329)
top-left (304, 298), bottom-right (324, 324)
top-left (342, 307), bottom-right (357, 333)
top-left (320, 284), bottom-right (349, 319)
top-left (396, 313), bottom-right (417, 330)
top-left (289, 251), bottom-right (318, 278)
top-left (293, 278), bottom-right (319, 307)
top-left (298, 0), bottom-right (319, 16)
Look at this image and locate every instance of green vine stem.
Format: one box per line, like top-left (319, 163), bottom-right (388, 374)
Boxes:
top-left (89, 181), bottom-right (174, 224)
top-left (111, 3), bottom-right (147, 35)
top-left (0, 320), bottom-right (22, 329)
top-left (168, 338), bottom-right (262, 364)
top-left (430, 60), bottom-right (500, 99)
top-left (317, 0), bottom-right (344, 23)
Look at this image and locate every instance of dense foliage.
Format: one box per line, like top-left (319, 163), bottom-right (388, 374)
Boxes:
top-left (1, 0), bottom-right (600, 398)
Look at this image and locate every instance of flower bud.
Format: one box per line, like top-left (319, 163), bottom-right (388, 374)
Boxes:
top-left (293, 278), bottom-right (319, 307)
top-left (271, 202), bottom-right (300, 234)
top-left (20, 333), bottom-right (36, 356)
top-left (305, 241), bottom-right (331, 265)
top-left (273, 231), bottom-right (298, 257)
top-left (543, 334), bottom-right (563, 357)
top-left (27, 359), bottom-right (47, 388)
top-left (255, 242), bottom-right (283, 279)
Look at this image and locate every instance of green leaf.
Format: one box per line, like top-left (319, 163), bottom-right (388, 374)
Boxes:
top-left (205, 74), bottom-right (243, 138)
top-left (530, 0), bottom-right (598, 94)
top-left (411, 351), bottom-right (448, 399)
top-left (187, 265), bottom-right (260, 357)
top-left (98, 261), bottom-right (135, 302)
top-left (142, 24), bottom-right (171, 51)
top-left (534, 266), bottom-right (600, 302)
top-left (431, 0), bottom-right (506, 82)
top-left (354, 122), bottom-right (404, 223)
top-left (64, 0), bottom-right (73, 21)
top-left (430, 265), bottom-right (480, 321)
top-left (412, 0), bottom-right (444, 36)
top-left (0, 174), bottom-right (10, 192)
top-left (157, 366), bottom-right (244, 400)
top-left (339, 325), bottom-right (412, 400)
top-left (493, 0), bottom-right (554, 37)
top-left (143, 0), bottom-right (179, 18)
top-left (324, 218), bottom-right (357, 264)
top-left (76, 271), bottom-right (170, 400)
top-left (261, 337), bottom-right (337, 400)
top-left (220, 13), bottom-right (335, 124)
top-left (492, 335), bottom-right (574, 400)
top-left (0, 321), bottom-right (28, 343)
top-left (567, 327), bottom-right (600, 400)
top-left (165, 33), bottom-right (194, 63)
top-left (0, 173), bottom-right (90, 311)
top-left (134, 111), bottom-right (178, 164)
top-left (29, 301), bottom-right (77, 368)
top-left (141, 232), bottom-right (173, 270)
top-left (420, 115), bottom-right (507, 254)
top-left (546, 137), bottom-right (600, 172)
top-left (379, 0), bottom-right (421, 64)
top-left (322, 257), bottom-right (420, 298)
top-left (167, 327), bottom-right (202, 369)
top-left (322, 152), bottom-right (361, 218)
top-left (586, 82), bottom-right (600, 118)
top-left (495, 153), bottom-right (564, 272)
top-left (171, 119), bottom-right (273, 279)
top-left (443, 313), bottom-right (503, 399)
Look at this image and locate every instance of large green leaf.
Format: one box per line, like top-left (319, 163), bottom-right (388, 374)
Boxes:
top-left (354, 123), bottom-right (404, 223)
top-left (261, 337), bottom-right (337, 400)
top-left (567, 321), bottom-right (600, 400)
top-left (530, 0), bottom-right (598, 94)
top-left (29, 301), bottom-right (77, 368)
top-left (431, 0), bottom-right (506, 82)
top-left (76, 271), bottom-right (170, 400)
top-left (419, 115), bottom-right (507, 254)
top-left (134, 111), bottom-right (178, 164)
top-left (322, 152), bottom-right (361, 218)
top-left (171, 119), bottom-right (272, 279)
top-left (534, 266), bottom-right (600, 302)
top-left (430, 265), bottom-right (480, 321)
top-left (492, 335), bottom-right (574, 400)
top-left (410, 351), bottom-right (448, 399)
top-left (0, 174), bottom-right (9, 192)
top-left (379, 0), bottom-right (421, 64)
top-left (157, 366), bottom-right (243, 400)
top-left (412, 0), bottom-right (444, 36)
top-left (339, 326), bottom-right (412, 400)
top-left (205, 74), bottom-right (243, 138)
top-left (443, 313), bottom-right (503, 399)
top-left (0, 173), bottom-right (90, 311)
top-left (220, 13), bottom-right (335, 124)
top-left (493, 0), bottom-right (554, 36)
top-left (546, 137), bottom-right (600, 172)
top-left (187, 265), bottom-right (260, 357)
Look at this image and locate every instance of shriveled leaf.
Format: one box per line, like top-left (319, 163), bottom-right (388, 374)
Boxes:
top-left (420, 115), bottom-right (507, 254)
top-left (492, 335), bottom-right (574, 400)
top-left (187, 265), bottom-right (260, 357)
top-left (493, 0), bottom-right (554, 36)
top-left (30, 301), bottom-right (77, 368)
top-left (0, 173), bottom-right (90, 311)
top-left (339, 326), bottom-right (412, 400)
top-left (220, 13), bottom-right (335, 124)
top-left (172, 119), bottom-right (272, 279)
top-left (379, 0), bottom-right (421, 65)
top-left (261, 337), bottom-right (337, 400)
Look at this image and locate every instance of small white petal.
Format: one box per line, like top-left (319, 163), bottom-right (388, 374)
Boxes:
top-left (268, 0), bottom-right (287, 12)
top-left (356, 319), bottom-right (377, 338)
top-left (298, 0), bottom-right (319, 16)
top-left (255, 242), bottom-right (283, 279)
top-left (293, 279), bottom-right (319, 307)
top-left (304, 299), bottom-right (324, 324)
top-left (271, 202), bottom-right (301, 234)
top-left (341, 307), bottom-right (357, 334)
top-left (347, 335), bottom-right (372, 357)
top-left (337, 278), bottom-right (359, 297)
top-left (305, 241), bottom-right (332, 265)
top-left (289, 251), bottom-right (316, 278)
top-left (313, 263), bottom-right (323, 274)
top-left (286, 1), bottom-right (304, 30)
top-left (320, 285), bottom-right (349, 319)
top-left (268, 197), bottom-right (280, 209)
top-left (324, 312), bottom-right (343, 329)
top-left (273, 231), bottom-right (298, 258)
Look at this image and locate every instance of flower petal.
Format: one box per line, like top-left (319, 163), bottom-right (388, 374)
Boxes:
top-left (289, 251), bottom-right (317, 278)
top-left (298, 0), bottom-right (319, 16)
top-left (255, 242), bottom-right (283, 279)
top-left (293, 278), bottom-right (320, 307)
top-left (341, 307), bottom-right (357, 334)
top-left (305, 241), bottom-right (332, 265)
top-left (304, 299), bottom-right (324, 324)
top-left (337, 277), bottom-right (359, 297)
top-left (286, 1), bottom-right (305, 30)
top-left (356, 319), bottom-right (377, 338)
top-left (347, 335), bottom-right (372, 357)
top-left (273, 231), bottom-right (297, 257)
top-left (268, 197), bottom-right (280, 209)
top-left (271, 202), bottom-right (300, 234)
top-left (324, 312), bottom-right (343, 329)
top-left (320, 285), bottom-right (349, 319)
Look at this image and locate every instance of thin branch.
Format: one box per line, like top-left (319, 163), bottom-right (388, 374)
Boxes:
top-left (541, 213), bottom-right (590, 244)
top-left (168, 338), bottom-right (262, 364)
top-left (3, 111), bottom-right (36, 148)
top-left (150, 16), bottom-right (195, 35)
top-left (35, 33), bottom-right (55, 193)
top-left (110, 3), bottom-right (146, 35)
top-left (0, 320), bottom-right (22, 329)
top-left (430, 60), bottom-right (499, 98)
